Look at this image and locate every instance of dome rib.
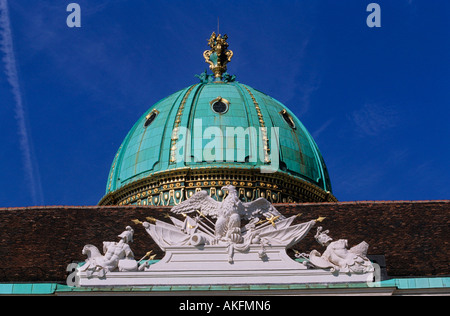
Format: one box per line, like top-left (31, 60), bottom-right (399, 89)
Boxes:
top-left (168, 84), bottom-right (199, 166)
top-left (183, 84), bottom-right (207, 165)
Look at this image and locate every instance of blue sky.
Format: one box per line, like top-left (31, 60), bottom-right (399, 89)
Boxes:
top-left (0, 0), bottom-right (449, 207)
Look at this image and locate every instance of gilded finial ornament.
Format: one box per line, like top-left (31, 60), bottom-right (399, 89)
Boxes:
top-left (203, 32), bottom-right (234, 80)
top-left (315, 216), bottom-right (326, 223)
top-left (138, 251), bottom-right (153, 263)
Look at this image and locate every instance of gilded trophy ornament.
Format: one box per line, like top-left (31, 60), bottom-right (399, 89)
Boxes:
top-left (203, 32), bottom-right (234, 79)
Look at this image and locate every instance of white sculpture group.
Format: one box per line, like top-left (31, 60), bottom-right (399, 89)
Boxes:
top-left (143, 185), bottom-right (319, 263)
top-left (79, 226), bottom-right (138, 278)
top-left (298, 227), bottom-right (374, 274)
top-left (77, 185), bottom-right (374, 285)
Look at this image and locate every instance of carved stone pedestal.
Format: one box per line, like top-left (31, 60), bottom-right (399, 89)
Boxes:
top-left (77, 245), bottom-right (374, 287)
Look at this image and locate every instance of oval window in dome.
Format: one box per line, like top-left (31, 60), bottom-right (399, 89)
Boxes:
top-left (212, 101), bottom-right (228, 113)
top-left (280, 109), bottom-right (296, 129)
top-left (144, 109), bottom-right (159, 127)
top-left (210, 96), bottom-right (230, 114)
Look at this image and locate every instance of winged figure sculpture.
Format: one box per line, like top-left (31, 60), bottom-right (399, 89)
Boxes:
top-left (171, 185), bottom-right (285, 239)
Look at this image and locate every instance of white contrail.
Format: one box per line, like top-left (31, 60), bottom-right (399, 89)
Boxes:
top-left (0, 0), bottom-right (44, 205)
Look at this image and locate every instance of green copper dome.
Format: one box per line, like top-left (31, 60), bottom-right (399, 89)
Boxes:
top-left (99, 33), bottom-right (336, 206)
top-left (99, 80), bottom-right (336, 206)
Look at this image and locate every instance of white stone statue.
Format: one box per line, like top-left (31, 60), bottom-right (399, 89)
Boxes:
top-left (142, 185), bottom-right (320, 263)
top-left (299, 226), bottom-right (374, 274)
top-left (170, 185), bottom-right (285, 242)
top-left (79, 226), bottom-right (138, 278)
